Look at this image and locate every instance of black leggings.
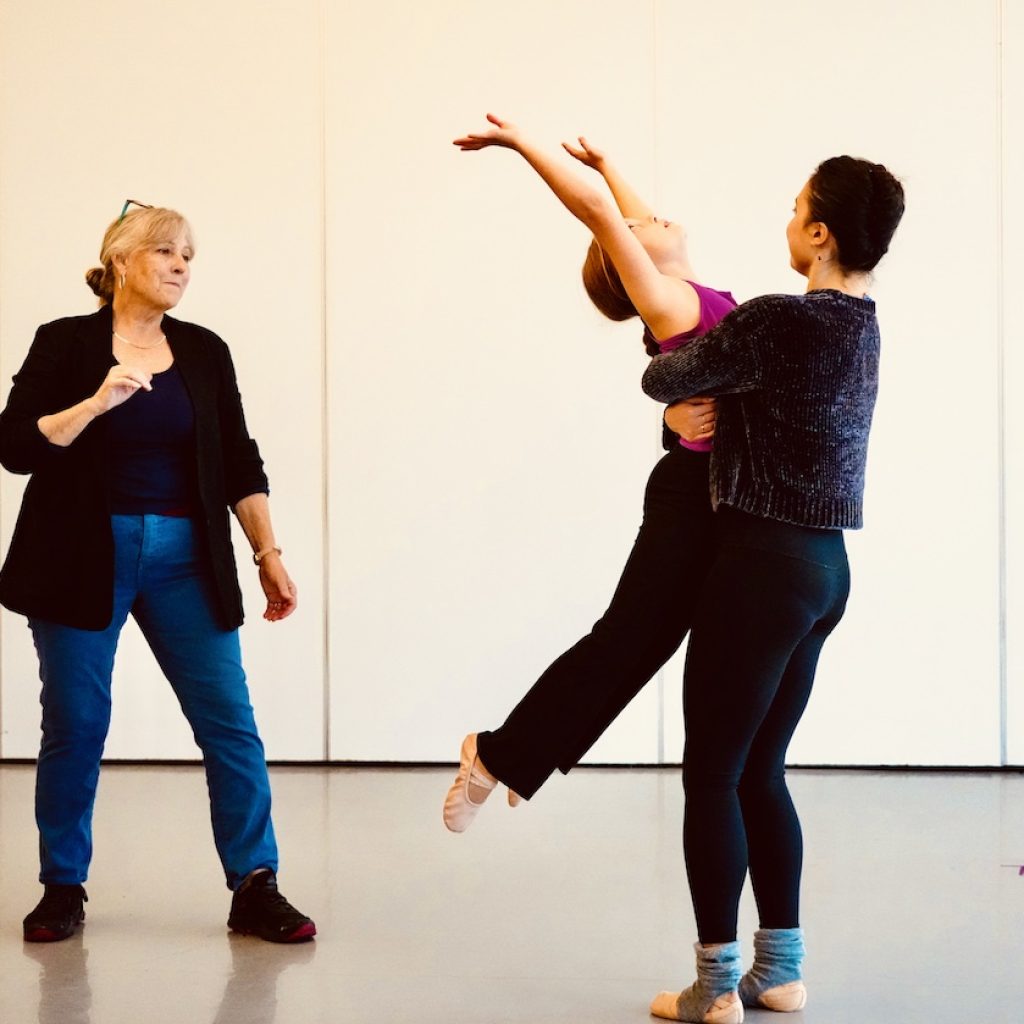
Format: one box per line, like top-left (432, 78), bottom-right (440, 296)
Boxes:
top-left (682, 507), bottom-right (850, 943)
top-left (477, 446), bottom-right (715, 799)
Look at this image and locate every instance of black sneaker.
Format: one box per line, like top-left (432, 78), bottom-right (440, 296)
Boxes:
top-left (227, 871), bottom-right (316, 943)
top-left (23, 884), bottom-right (88, 942)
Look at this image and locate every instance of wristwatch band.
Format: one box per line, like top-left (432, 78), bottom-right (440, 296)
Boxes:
top-left (252, 545), bottom-right (282, 565)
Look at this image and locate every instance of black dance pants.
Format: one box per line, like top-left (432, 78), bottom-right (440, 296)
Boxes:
top-left (681, 506), bottom-right (850, 943)
top-left (477, 445), bottom-right (715, 799)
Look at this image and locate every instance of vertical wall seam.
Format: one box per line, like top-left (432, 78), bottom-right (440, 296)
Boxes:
top-left (0, 27), bottom-right (5, 759)
top-left (319, 0), bottom-right (331, 761)
top-left (652, 0), bottom-right (665, 766)
top-left (0, 9), bottom-right (7, 758)
top-left (997, 0), bottom-right (1008, 766)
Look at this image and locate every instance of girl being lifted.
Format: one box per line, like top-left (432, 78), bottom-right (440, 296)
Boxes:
top-left (443, 114), bottom-right (734, 827)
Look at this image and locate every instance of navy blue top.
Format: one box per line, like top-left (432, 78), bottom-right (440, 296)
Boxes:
top-left (106, 362), bottom-right (199, 515)
top-left (0, 308), bottom-right (269, 630)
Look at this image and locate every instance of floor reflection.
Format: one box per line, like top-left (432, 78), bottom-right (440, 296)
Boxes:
top-left (23, 937), bottom-right (92, 1024)
top-left (25, 931), bottom-right (317, 1024)
top-left (211, 934), bottom-right (317, 1024)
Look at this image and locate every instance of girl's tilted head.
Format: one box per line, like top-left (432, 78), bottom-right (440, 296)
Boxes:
top-left (582, 216), bottom-right (689, 322)
top-left (582, 239), bottom-right (638, 321)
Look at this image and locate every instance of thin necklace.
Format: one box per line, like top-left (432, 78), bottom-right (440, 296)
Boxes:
top-left (113, 329), bottom-right (166, 350)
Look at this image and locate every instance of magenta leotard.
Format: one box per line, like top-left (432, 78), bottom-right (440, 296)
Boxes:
top-left (642, 280), bottom-right (737, 453)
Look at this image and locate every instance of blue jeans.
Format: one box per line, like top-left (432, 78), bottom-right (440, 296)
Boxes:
top-left (30, 514), bottom-right (277, 890)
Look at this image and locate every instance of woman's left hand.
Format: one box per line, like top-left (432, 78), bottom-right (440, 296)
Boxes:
top-left (665, 396), bottom-right (717, 442)
top-left (258, 556), bottom-right (298, 622)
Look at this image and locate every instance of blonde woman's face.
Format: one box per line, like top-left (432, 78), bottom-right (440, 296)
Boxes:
top-left (123, 229), bottom-right (193, 311)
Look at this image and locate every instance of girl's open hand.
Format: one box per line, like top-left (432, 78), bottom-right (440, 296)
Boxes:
top-left (562, 136), bottom-right (606, 170)
top-left (453, 113), bottom-right (522, 151)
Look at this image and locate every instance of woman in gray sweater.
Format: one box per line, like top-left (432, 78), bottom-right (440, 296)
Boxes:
top-left (644, 158), bottom-right (905, 1023)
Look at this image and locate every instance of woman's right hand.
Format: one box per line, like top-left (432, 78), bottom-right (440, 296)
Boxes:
top-left (562, 136), bottom-right (606, 171)
top-left (453, 113), bottom-right (523, 151)
top-left (89, 365), bottom-right (153, 415)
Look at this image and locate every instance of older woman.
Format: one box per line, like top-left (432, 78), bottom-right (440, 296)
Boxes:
top-left (0, 202), bottom-right (314, 944)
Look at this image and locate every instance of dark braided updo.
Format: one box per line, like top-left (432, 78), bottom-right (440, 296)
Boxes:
top-left (808, 156), bottom-right (905, 273)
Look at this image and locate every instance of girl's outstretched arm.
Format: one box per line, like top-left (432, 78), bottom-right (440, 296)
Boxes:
top-left (454, 115), bottom-right (626, 231)
top-left (454, 114), bottom-right (699, 339)
top-left (562, 137), bottom-right (653, 221)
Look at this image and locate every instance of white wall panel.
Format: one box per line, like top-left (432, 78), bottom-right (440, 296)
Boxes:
top-left (325, 0), bottom-right (666, 762)
top-left (0, 0), bottom-right (1016, 767)
top-left (0, 0), bottom-right (325, 759)
top-left (1005, 0), bottom-right (1024, 766)
top-left (655, 0), bottom-right (1002, 765)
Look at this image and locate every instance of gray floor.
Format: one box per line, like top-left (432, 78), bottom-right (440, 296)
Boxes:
top-left (0, 763), bottom-right (1021, 1024)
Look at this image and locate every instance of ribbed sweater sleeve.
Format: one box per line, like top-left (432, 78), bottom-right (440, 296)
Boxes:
top-left (641, 298), bottom-right (767, 402)
top-left (641, 291), bottom-right (881, 530)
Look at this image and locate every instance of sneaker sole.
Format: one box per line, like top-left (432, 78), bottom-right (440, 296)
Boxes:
top-left (24, 915), bottom-right (84, 943)
top-left (25, 927), bottom-right (71, 942)
top-left (229, 920), bottom-right (317, 943)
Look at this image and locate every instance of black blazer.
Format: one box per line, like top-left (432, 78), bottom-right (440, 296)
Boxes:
top-left (0, 305), bottom-right (269, 630)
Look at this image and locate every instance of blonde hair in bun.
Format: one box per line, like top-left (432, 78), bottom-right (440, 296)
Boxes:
top-left (85, 206), bottom-right (194, 305)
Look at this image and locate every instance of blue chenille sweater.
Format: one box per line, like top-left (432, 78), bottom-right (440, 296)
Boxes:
top-left (642, 290), bottom-right (880, 529)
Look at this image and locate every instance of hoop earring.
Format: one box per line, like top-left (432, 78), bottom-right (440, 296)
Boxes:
top-left (120, 273), bottom-right (126, 288)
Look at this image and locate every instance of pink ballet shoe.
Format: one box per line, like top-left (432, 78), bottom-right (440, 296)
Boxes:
top-left (443, 734), bottom-right (519, 832)
top-left (752, 981), bottom-right (806, 1011)
top-left (650, 989), bottom-right (743, 1023)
